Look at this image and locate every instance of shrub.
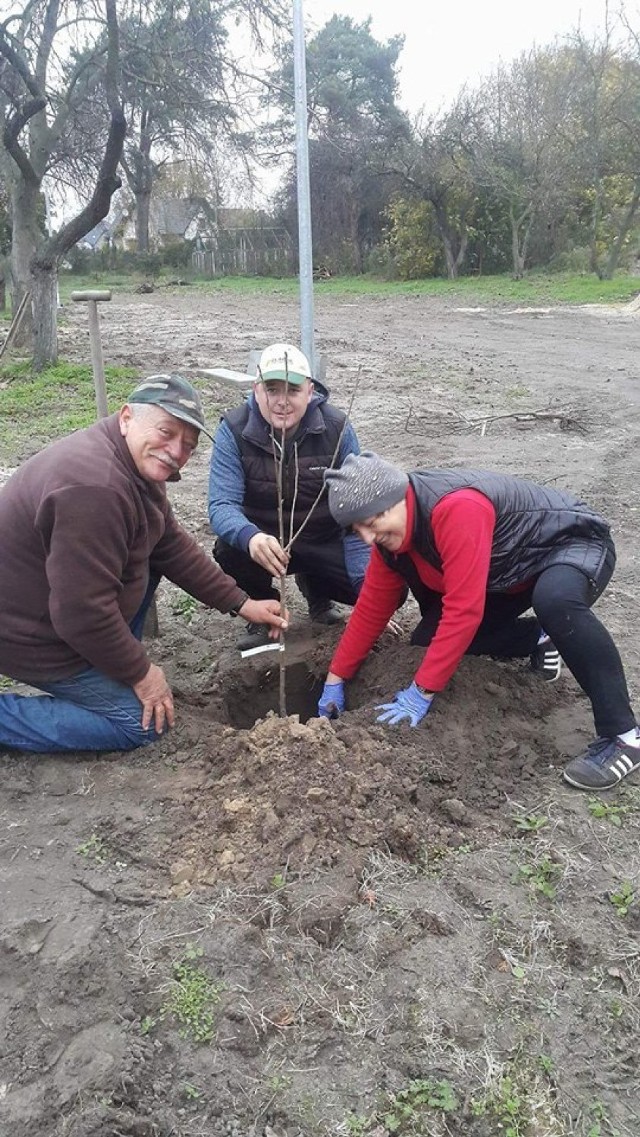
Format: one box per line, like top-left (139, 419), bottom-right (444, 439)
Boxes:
top-left (385, 197), bottom-right (440, 280)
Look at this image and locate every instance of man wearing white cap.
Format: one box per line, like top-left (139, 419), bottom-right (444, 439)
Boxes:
top-left (208, 343), bottom-right (370, 651)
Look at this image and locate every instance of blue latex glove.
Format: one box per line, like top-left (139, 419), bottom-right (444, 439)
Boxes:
top-left (375, 682), bottom-right (433, 727)
top-left (318, 680), bottom-right (345, 719)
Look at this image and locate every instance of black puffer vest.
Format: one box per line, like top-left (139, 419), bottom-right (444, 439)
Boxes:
top-left (224, 387), bottom-right (346, 544)
top-left (379, 469), bottom-right (613, 590)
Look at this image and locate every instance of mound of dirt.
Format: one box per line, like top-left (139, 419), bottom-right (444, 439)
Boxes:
top-left (164, 641), bottom-right (570, 890)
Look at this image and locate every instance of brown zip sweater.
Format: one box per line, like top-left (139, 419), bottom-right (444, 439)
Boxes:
top-left (0, 414), bottom-right (246, 686)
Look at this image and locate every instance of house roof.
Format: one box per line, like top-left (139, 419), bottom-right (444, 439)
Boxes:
top-left (151, 197), bottom-right (214, 237)
top-left (81, 219), bottom-right (112, 249)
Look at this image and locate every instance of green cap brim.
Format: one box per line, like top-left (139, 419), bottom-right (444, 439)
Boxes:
top-left (258, 369), bottom-right (307, 386)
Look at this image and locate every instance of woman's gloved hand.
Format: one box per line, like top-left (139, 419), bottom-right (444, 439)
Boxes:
top-left (375, 682), bottom-right (433, 727)
top-left (317, 679), bottom-right (345, 719)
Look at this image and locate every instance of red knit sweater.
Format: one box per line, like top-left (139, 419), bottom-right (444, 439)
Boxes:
top-left (329, 485), bottom-right (498, 691)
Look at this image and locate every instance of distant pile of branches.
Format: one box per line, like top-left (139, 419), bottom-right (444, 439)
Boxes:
top-left (404, 402), bottom-right (591, 437)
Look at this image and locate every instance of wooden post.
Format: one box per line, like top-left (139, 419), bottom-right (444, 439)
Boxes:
top-left (71, 290), bottom-right (112, 418)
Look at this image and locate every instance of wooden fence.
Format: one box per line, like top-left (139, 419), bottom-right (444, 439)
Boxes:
top-left (192, 226), bottom-right (294, 277)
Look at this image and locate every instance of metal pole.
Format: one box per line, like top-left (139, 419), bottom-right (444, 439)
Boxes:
top-left (292, 0), bottom-right (315, 373)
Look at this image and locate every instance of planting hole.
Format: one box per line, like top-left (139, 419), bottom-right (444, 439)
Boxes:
top-left (224, 662), bottom-right (324, 728)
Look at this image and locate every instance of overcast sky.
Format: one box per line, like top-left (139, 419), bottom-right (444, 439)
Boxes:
top-left (306, 0), bottom-right (613, 116)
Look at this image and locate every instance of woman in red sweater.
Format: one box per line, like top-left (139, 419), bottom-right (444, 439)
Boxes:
top-left (316, 452), bottom-right (639, 792)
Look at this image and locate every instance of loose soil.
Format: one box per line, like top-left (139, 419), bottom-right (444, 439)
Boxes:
top-left (2, 287), bottom-right (640, 1137)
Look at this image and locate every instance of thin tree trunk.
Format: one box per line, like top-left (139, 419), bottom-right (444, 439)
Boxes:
top-left (509, 203), bottom-right (533, 279)
top-left (439, 229), bottom-right (468, 280)
top-left (509, 207), bottom-right (524, 279)
top-left (130, 127), bottom-right (154, 253)
top-left (350, 199), bottom-right (364, 273)
top-left (454, 231), bottom-right (469, 275)
top-left (433, 203), bottom-right (458, 279)
top-left (589, 176), bottom-right (604, 277)
top-left (9, 178), bottom-right (39, 347)
top-left (135, 190), bottom-right (152, 253)
top-left (602, 180), bottom-right (640, 280)
top-left (520, 214), bottom-right (534, 275)
top-left (30, 263), bottom-right (58, 369)
top-left (443, 236), bottom-right (457, 279)
top-left (433, 201), bottom-right (467, 279)
top-left (26, 95), bottom-right (125, 370)
top-left (1, 0), bottom-right (124, 367)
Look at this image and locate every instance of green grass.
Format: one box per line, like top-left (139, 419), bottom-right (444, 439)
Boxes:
top-left (57, 273), bottom-right (134, 300)
top-left (306, 270), bottom-right (640, 304)
top-left (513, 812), bottom-right (548, 833)
top-left (609, 880), bottom-right (635, 917)
top-left (588, 797), bottom-right (628, 826)
top-left (0, 360), bottom-right (138, 459)
top-left (58, 269), bottom-right (300, 301)
top-left (59, 267), bottom-right (640, 305)
top-left (75, 832), bottom-right (108, 864)
top-left (160, 945), bottom-right (224, 1044)
top-left (345, 1078), bottom-right (458, 1135)
top-left (516, 853), bottom-right (562, 900)
top-left (170, 589), bottom-right (199, 624)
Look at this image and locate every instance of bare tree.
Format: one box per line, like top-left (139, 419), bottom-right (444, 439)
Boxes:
top-left (115, 0), bottom-right (287, 253)
top-left (391, 108), bottom-right (478, 279)
top-left (270, 15), bottom-right (409, 273)
top-left (567, 19), bottom-right (640, 279)
top-left (462, 49), bottom-right (573, 279)
top-left (0, 0), bottom-right (125, 368)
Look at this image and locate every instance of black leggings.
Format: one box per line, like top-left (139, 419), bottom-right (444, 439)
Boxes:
top-left (409, 551), bottom-right (635, 738)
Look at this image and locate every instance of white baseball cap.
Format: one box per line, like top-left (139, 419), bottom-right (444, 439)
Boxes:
top-left (257, 343), bottom-right (312, 386)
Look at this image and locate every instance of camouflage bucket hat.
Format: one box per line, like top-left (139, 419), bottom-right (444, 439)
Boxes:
top-left (128, 373), bottom-right (213, 439)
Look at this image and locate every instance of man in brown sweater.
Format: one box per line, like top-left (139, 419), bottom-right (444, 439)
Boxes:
top-left (0, 374), bottom-right (286, 753)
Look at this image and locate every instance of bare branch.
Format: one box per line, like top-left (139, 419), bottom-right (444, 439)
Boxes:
top-left (37, 0), bottom-right (125, 265)
top-left (259, 359), bottom-right (289, 717)
top-left (2, 95), bottom-right (47, 184)
top-left (285, 367), bottom-right (364, 552)
top-left (289, 441), bottom-right (299, 547)
top-left (35, 0), bottom-right (61, 89)
top-left (0, 28), bottom-right (43, 100)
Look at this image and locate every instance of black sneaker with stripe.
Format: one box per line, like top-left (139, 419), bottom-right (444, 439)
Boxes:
top-left (530, 636), bottom-right (562, 682)
top-left (563, 736), bottom-right (640, 790)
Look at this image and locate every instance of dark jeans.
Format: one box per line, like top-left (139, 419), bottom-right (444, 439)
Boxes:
top-left (214, 537), bottom-right (363, 608)
top-left (409, 546), bottom-right (635, 738)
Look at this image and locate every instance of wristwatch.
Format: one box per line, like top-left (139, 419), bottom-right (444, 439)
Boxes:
top-left (228, 594), bottom-right (249, 618)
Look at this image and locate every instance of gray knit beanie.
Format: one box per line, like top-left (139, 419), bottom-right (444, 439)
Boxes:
top-left (324, 451), bottom-right (410, 527)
